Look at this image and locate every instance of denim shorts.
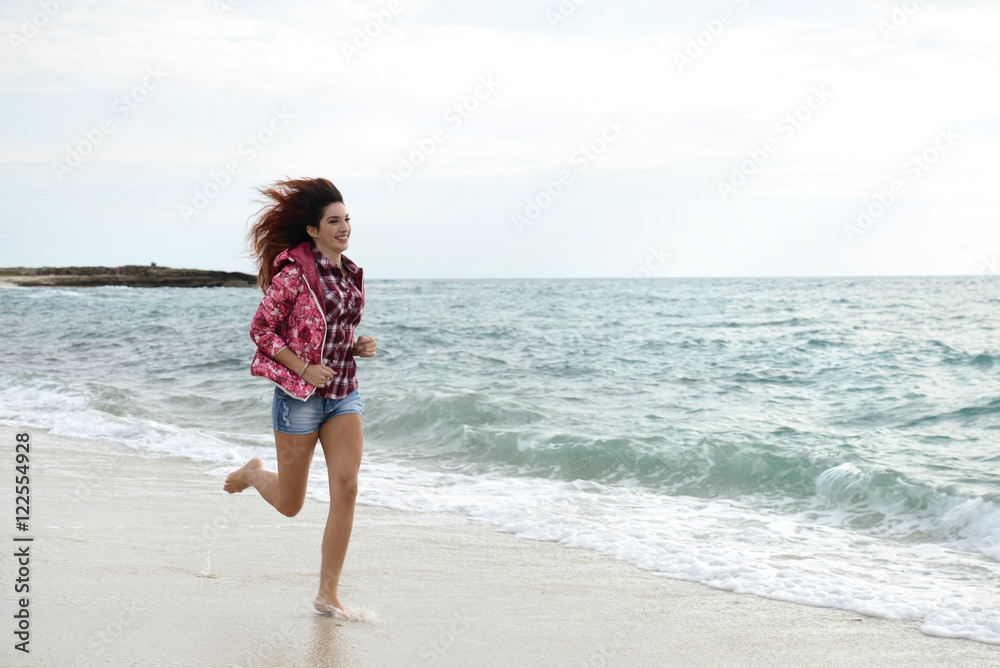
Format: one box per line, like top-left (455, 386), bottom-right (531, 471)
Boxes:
top-left (271, 386), bottom-right (363, 435)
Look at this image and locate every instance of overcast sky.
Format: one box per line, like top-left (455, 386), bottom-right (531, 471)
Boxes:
top-left (1, 0), bottom-right (997, 279)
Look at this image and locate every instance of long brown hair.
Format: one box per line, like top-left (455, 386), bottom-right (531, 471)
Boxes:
top-left (246, 177), bottom-right (344, 292)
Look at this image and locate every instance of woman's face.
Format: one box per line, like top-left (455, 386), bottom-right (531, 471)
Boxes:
top-left (308, 202), bottom-right (351, 253)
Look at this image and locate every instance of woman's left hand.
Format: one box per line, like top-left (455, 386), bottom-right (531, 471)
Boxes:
top-left (353, 335), bottom-right (377, 358)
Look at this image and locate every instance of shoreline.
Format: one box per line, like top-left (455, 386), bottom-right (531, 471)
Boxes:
top-left (2, 424), bottom-right (998, 666)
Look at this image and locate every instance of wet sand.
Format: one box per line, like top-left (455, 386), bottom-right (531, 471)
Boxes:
top-left (1, 425), bottom-right (998, 667)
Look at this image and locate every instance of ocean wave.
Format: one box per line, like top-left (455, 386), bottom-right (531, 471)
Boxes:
top-left (811, 462), bottom-right (1000, 556)
top-left (721, 317), bottom-right (815, 328)
top-left (925, 339), bottom-right (997, 368)
top-left (969, 353), bottom-right (996, 368)
top-left (349, 460), bottom-right (1000, 645)
top-left (946, 351), bottom-right (998, 369)
top-left (364, 387), bottom-right (999, 552)
top-left (903, 397), bottom-right (1000, 427)
top-left (0, 374), bottom-right (271, 463)
top-left (803, 337), bottom-right (848, 348)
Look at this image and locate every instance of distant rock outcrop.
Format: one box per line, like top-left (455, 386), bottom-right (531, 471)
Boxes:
top-left (0, 265), bottom-right (258, 288)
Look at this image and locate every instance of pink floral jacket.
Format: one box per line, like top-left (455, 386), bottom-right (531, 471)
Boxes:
top-left (249, 241), bottom-right (347, 401)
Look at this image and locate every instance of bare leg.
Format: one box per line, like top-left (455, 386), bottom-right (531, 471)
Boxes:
top-left (313, 413), bottom-right (363, 616)
top-left (224, 430), bottom-right (319, 517)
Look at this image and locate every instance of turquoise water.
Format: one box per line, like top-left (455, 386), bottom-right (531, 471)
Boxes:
top-left (1, 277), bottom-right (998, 643)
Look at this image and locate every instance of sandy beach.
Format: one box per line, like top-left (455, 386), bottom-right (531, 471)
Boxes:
top-left (1, 424), bottom-right (997, 667)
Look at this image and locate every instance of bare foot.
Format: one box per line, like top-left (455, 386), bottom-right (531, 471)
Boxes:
top-left (315, 592), bottom-right (354, 620)
top-left (223, 458), bottom-right (263, 494)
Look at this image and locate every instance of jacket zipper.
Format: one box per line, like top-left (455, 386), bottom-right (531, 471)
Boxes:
top-left (294, 255), bottom-right (328, 401)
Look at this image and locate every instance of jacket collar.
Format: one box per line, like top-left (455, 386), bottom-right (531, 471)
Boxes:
top-left (273, 241), bottom-right (326, 318)
top-left (311, 245), bottom-right (358, 276)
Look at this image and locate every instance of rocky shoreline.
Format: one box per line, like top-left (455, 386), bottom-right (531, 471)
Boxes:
top-left (0, 265), bottom-right (258, 288)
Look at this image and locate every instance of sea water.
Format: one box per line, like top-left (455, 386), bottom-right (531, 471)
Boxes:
top-left (1, 276), bottom-right (998, 644)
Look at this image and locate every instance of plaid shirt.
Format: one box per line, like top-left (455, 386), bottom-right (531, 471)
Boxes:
top-left (311, 246), bottom-right (365, 399)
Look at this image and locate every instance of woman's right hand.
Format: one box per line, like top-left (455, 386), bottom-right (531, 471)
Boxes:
top-left (301, 363), bottom-right (336, 388)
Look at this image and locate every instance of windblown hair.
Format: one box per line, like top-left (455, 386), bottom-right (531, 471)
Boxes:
top-left (246, 177), bottom-right (343, 292)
